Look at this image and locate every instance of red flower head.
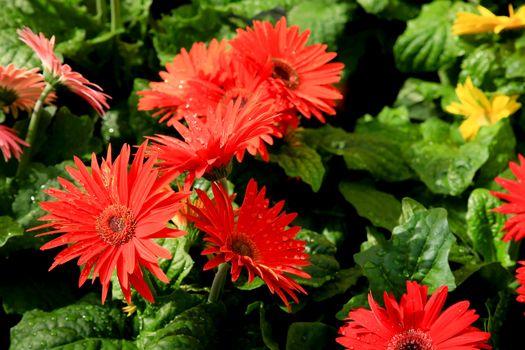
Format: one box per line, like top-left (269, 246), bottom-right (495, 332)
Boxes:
top-left (515, 261), bottom-right (525, 306)
top-left (137, 39), bottom-right (232, 126)
top-left (31, 143), bottom-right (190, 303)
top-left (17, 27), bottom-right (110, 115)
top-left (491, 154), bottom-right (525, 241)
top-left (147, 95), bottom-right (280, 183)
top-left (188, 179), bottom-right (310, 310)
top-left (337, 281), bottom-right (491, 349)
top-left (231, 17), bottom-right (344, 123)
top-left (0, 64), bottom-right (53, 117)
top-left (0, 125), bottom-right (29, 161)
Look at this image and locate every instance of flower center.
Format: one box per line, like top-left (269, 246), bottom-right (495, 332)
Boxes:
top-left (387, 329), bottom-right (435, 350)
top-left (230, 235), bottom-right (259, 259)
top-left (0, 87), bottom-right (18, 106)
top-left (271, 58), bottom-right (300, 90)
top-left (96, 204), bottom-right (136, 246)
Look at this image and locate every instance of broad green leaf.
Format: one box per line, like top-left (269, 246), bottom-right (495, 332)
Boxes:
top-left (10, 296), bottom-right (127, 350)
top-left (285, 322), bottom-right (336, 350)
top-left (357, 0), bottom-right (419, 20)
top-left (311, 267), bottom-right (361, 302)
top-left (355, 205), bottom-right (456, 297)
top-left (270, 135), bottom-right (325, 192)
top-left (394, 78), bottom-right (450, 120)
top-left (235, 276), bottom-right (265, 290)
top-left (394, 1), bottom-right (472, 72)
top-left (339, 181), bottom-right (401, 231)
top-left (306, 124), bottom-right (415, 182)
top-left (260, 303), bottom-right (279, 350)
top-left (136, 302), bottom-right (225, 350)
top-left (459, 43), bottom-right (506, 90)
top-left (486, 289), bottom-right (511, 350)
top-left (404, 118), bottom-right (489, 196)
top-left (504, 48), bottom-right (525, 79)
top-left (0, 0), bottom-right (100, 68)
top-left (138, 289), bottom-right (203, 332)
top-left (336, 292), bottom-right (369, 320)
top-left (295, 229), bottom-right (339, 287)
top-left (466, 189), bottom-right (513, 267)
top-left (51, 339), bottom-right (139, 350)
top-left (288, 0), bottom-right (355, 50)
top-left (0, 215), bottom-right (23, 248)
top-left (158, 235), bottom-right (194, 287)
top-left (40, 107), bottom-right (100, 164)
top-left (398, 197), bottom-right (426, 225)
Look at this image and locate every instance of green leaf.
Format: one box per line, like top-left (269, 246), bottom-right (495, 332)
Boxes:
top-left (288, 0), bottom-right (355, 50)
top-left (339, 181), bottom-right (401, 231)
top-left (50, 339), bottom-right (139, 350)
top-left (306, 124), bottom-right (416, 182)
top-left (158, 235), bottom-right (194, 288)
top-left (138, 289), bottom-right (203, 333)
top-left (404, 118), bottom-right (489, 196)
top-left (336, 292), bottom-right (369, 320)
top-left (466, 189), bottom-right (513, 267)
top-left (295, 229), bottom-right (339, 287)
top-left (40, 107), bottom-right (100, 164)
top-left (10, 296), bottom-right (128, 350)
top-left (0, 215), bottom-right (24, 248)
top-left (136, 302), bottom-right (225, 350)
top-left (394, 78), bottom-right (449, 120)
top-left (459, 43), bottom-right (506, 89)
top-left (394, 1), bottom-right (471, 72)
top-left (357, 0), bottom-right (419, 20)
top-left (355, 205), bottom-right (456, 297)
top-left (0, 0), bottom-right (100, 68)
top-left (311, 267), bottom-right (361, 302)
top-left (270, 134), bottom-right (325, 192)
top-left (286, 322), bottom-right (336, 350)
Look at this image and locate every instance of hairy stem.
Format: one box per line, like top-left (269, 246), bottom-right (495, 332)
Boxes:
top-left (208, 263), bottom-right (229, 303)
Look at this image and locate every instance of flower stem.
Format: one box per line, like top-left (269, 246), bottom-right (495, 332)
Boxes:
top-left (16, 83), bottom-right (54, 177)
top-left (208, 263), bottom-right (229, 303)
top-left (95, 0), bottom-right (107, 25)
top-left (219, 177), bottom-right (229, 192)
top-left (110, 0), bottom-right (122, 33)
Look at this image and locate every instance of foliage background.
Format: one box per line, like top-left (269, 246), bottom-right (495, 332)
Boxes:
top-left (1, 0), bottom-right (525, 349)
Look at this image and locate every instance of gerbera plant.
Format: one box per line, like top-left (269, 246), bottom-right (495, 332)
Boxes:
top-left (453, 4), bottom-right (525, 35)
top-left (187, 179), bottom-right (311, 310)
top-left (31, 143), bottom-right (190, 303)
top-left (337, 281), bottom-right (491, 349)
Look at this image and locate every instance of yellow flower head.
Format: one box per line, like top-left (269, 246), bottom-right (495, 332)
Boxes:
top-left (453, 5), bottom-right (525, 35)
top-left (445, 77), bottom-right (521, 140)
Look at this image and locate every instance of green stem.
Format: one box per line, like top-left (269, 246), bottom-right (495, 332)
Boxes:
top-left (110, 0), bottom-right (122, 33)
top-left (16, 83), bottom-right (54, 177)
top-left (95, 0), bottom-right (107, 24)
top-left (208, 263), bottom-right (229, 303)
top-left (218, 177), bottom-right (229, 192)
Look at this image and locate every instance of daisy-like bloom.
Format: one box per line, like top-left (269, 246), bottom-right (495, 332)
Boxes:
top-left (445, 77), bottom-right (521, 141)
top-left (516, 261), bottom-right (525, 305)
top-left (491, 154), bottom-right (525, 241)
top-left (147, 95), bottom-right (280, 183)
top-left (337, 281), bottom-right (491, 349)
top-left (0, 125), bottom-right (29, 161)
top-left (17, 27), bottom-right (110, 115)
top-left (453, 5), bottom-right (525, 36)
top-left (0, 64), bottom-right (53, 117)
top-left (31, 143), bottom-right (190, 303)
top-left (187, 179), bottom-right (311, 310)
top-left (137, 39), bottom-right (232, 126)
top-left (230, 17), bottom-right (344, 122)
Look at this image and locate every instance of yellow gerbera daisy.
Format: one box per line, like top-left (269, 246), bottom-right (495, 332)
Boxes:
top-left (445, 77), bottom-right (521, 140)
top-left (453, 4), bottom-right (525, 35)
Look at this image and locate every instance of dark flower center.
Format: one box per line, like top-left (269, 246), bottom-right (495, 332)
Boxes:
top-left (96, 204), bottom-right (136, 246)
top-left (387, 329), bottom-right (435, 350)
top-left (271, 58), bottom-right (300, 90)
top-left (230, 236), bottom-right (259, 259)
top-left (0, 87), bottom-right (18, 106)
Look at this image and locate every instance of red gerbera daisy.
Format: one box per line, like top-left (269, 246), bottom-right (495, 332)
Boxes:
top-left (0, 64), bottom-right (52, 117)
top-left (337, 281), bottom-right (491, 350)
top-left (187, 179), bottom-right (311, 310)
top-left (516, 261), bottom-right (525, 306)
top-left (491, 154), bottom-right (525, 241)
top-left (0, 125), bottom-right (29, 161)
top-left (147, 95), bottom-right (280, 183)
top-left (17, 27), bottom-right (110, 115)
top-left (31, 143), bottom-right (190, 303)
top-left (231, 17), bottom-right (344, 122)
top-left (137, 39), bottom-right (231, 126)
